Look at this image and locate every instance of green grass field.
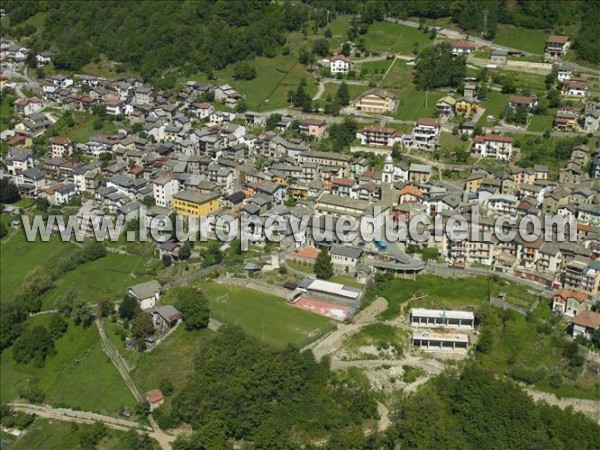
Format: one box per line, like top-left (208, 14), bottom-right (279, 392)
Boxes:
top-left (378, 60), bottom-right (446, 120)
top-left (132, 327), bottom-right (214, 399)
top-left (66, 115), bottom-right (118, 142)
top-left (327, 15), bottom-right (352, 50)
top-left (0, 233), bottom-right (77, 304)
top-left (494, 25), bottom-right (548, 54)
top-left (363, 22), bottom-right (432, 54)
top-left (210, 41), bottom-right (316, 111)
top-left (321, 82), bottom-right (370, 102)
top-left (6, 419), bottom-right (135, 450)
top-left (477, 90), bottom-right (509, 126)
top-left (39, 253), bottom-right (151, 310)
top-left (439, 132), bottom-right (470, 152)
top-left (0, 315), bottom-right (135, 415)
top-left (199, 283), bottom-right (332, 347)
top-left (528, 114), bottom-right (554, 132)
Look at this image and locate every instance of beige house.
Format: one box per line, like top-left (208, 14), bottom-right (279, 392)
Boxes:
top-left (354, 88), bottom-right (397, 114)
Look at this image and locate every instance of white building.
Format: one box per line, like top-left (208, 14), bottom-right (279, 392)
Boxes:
top-left (410, 308), bottom-right (475, 330)
top-left (471, 134), bottom-right (514, 160)
top-left (329, 54), bottom-right (353, 74)
top-left (152, 173), bottom-right (180, 208)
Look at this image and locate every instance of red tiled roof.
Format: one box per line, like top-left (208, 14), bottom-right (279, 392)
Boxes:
top-left (416, 118), bottom-right (439, 127)
top-left (577, 223), bottom-right (594, 232)
top-left (547, 35), bottom-right (569, 44)
top-left (145, 389), bottom-right (164, 404)
top-left (49, 137), bottom-right (71, 145)
top-left (332, 177), bottom-right (355, 187)
top-left (331, 54), bottom-right (352, 63)
top-left (288, 246), bottom-right (320, 261)
top-left (450, 40), bottom-right (477, 49)
top-left (571, 310), bottom-right (600, 329)
top-left (360, 126), bottom-right (397, 134)
top-left (508, 95), bottom-right (537, 105)
top-left (399, 185), bottom-right (422, 197)
top-left (475, 134), bottom-right (513, 143)
top-left (555, 289), bottom-right (587, 303)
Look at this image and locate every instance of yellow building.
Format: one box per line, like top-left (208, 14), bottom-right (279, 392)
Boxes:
top-left (465, 174), bottom-right (484, 193)
top-left (172, 191), bottom-right (220, 217)
top-left (290, 185), bottom-right (309, 200)
top-left (455, 98), bottom-right (480, 117)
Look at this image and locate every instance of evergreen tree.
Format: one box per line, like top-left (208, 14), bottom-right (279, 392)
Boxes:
top-left (336, 81), bottom-right (350, 106)
top-left (314, 247), bottom-right (333, 280)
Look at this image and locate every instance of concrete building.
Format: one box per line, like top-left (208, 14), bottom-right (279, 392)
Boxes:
top-left (409, 308), bottom-right (475, 330)
top-left (412, 330), bottom-right (469, 351)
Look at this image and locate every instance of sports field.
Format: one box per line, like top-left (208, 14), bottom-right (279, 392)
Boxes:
top-left (200, 283), bottom-right (332, 347)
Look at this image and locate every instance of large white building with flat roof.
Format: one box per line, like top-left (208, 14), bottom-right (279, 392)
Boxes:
top-left (412, 330), bottom-right (469, 351)
top-left (410, 308), bottom-right (475, 329)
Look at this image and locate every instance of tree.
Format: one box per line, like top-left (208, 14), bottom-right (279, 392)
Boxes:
top-left (235, 98), bottom-right (248, 113)
top-left (232, 62), bottom-right (256, 80)
top-left (48, 314), bottom-right (68, 340)
top-left (324, 28), bottom-right (332, 39)
top-left (0, 178), bottom-right (20, 203)
top-left (414, 43), bottom-right (465, 90)
top-left (160, 378), bottom-right (174, 397)
top-left (78, 422), bottom-right (108, 449)
top-left (97, 298), bottom-right (115, 317)
top-left (266, 113), bottom-right (282, 130)
top-left (0, 222), bottom-right (7, 239)
top-left (341, 42), bottom-right (352, 57)
top-left (179, 242), bottom-right (192, 260)
top-left (119, 296), bottom-right (140, 320)
top-left (35, 197), bottom-right (50, 213)
top-left (174, 286), bottom-right (210, 330)
top-left (131, 311), bottom-right (155, 350)
top-left (71, 300), bottom-right (93, 327)
top-left (335, 81), bottom-right (350, 107)
top-left (312, 38), bottom-right (330, 56)
top-left (142, 195), bottom-right (155, 208)
top-left (13, 326), bottom-right (56, 367)
top-left (314, 247), bottom-right (333, 280)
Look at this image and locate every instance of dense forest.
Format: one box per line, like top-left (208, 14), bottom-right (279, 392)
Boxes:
top-left (2, 0), bottom-right (599, 87)
top-left (169, 326), bottom-right (378, 449)
top-left (162, 326), bottom-right (600, 449)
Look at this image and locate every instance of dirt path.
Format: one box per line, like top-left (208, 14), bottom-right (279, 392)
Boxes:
top-left (312, 81), bottom-right (325, 101)
top-left (9, 403), bottom-right (151, 432)
top-left (95, 319), bottom-right (175, 449)
top-left (304, 297), bottom-right (388, 360)
top-left (376, 402), bottom-right (391, 432)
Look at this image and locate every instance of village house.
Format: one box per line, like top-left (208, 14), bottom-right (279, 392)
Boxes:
top-left (330, 245), bottom-right (363, 273)
top-left (471, 134), bottom-right (514, 160)
top-left (172, 190), bottom-right (220, 217)
top-left (329, 54), bottom-right (353, 74)
top-left (152, 172), bottom-right (180, 208)
top-left (507, 95), bottom-right (538, 111)
top-left (404, 118), bottom-right (440, 151)
top-left (128, 280), bottom-right (162, 310)
top-left (449, 40), bottom-right (477, 55)
top-left (356, 126), bottom-right (400, 147)
top-left (552, 288), bottom-right (593, 317)
top-left (562, 79), bottom-right (588, 97)
top-left (545, 35), bottom-right (570, 62)
top-left (354, 88), bottom-right (398, 114)
top-left (49, 137), bottom-right (75, 158)
top-left (298, 119), bottom-right (327, 138)
top-left (14, 97), bottom-right (43, 117)
top-left (570, 310), bottom-right (600, 341)
top-left (435, 96), bottom-right (456, 118)
top-left (152, 305), bottom-right (181, 334)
